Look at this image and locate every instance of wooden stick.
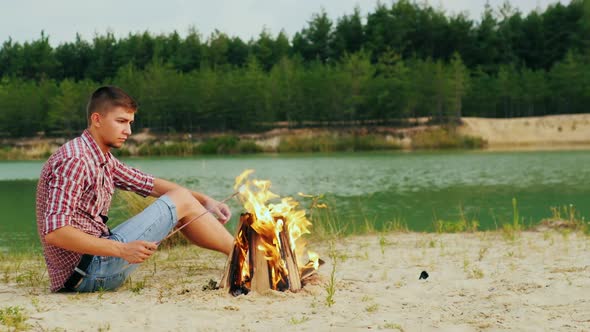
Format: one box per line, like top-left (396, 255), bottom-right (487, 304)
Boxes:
top-left (157, 191), bottom-right (238, 245)
top-left (250, 231), bottom-right (272, 293)
top-left (279, 227), bottom-right (301, 291)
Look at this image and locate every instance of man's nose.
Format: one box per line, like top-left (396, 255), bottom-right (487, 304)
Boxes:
top-left (124, 124), bottom-right (132, 135)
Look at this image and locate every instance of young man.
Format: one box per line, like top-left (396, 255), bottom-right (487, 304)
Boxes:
top-left (36, 86), bottom-right (234, 292)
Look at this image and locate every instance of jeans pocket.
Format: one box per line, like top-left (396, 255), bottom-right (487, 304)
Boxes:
top-left (93, 274), bottom-right (126, 292)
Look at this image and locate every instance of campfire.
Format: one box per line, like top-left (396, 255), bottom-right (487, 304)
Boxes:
top-left (220, 170), bottom-right (320, 296)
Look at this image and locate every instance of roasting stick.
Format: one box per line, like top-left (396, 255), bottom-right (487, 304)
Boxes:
top-left (156, 191), bottom-right (240, 245)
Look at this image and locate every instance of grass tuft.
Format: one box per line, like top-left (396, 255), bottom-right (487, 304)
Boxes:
top-left (288, 316), bottom-right (310, 325)
top-left (0, 306), bottom-right (30, 331)
top-left (434, 205), bottom-right (479, 233)
top-left (324, 241), bottom-right (338, 307)
top-left (501, 198), bottom-right (523, 241)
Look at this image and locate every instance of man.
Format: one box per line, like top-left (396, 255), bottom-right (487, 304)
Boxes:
top-left (36, 86), bottom-right (234, 292)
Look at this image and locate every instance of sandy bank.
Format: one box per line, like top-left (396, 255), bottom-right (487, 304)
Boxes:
top-left (459, 114), bottom-right (590, 150)
top-left (1, 231), bottom-right (589, 331)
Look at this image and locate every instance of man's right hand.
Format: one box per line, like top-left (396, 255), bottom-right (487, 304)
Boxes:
top-left (120, 240), bottom-right (158, 264)
top-left (45, 226), bottom-right (159, 264)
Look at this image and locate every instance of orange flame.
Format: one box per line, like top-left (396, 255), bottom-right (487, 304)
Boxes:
top-left (234, 169), bottom-right (318, 289)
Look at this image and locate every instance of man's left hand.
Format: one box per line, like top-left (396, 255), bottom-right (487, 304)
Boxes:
top-left (204, 198), bottom-right (232, 224)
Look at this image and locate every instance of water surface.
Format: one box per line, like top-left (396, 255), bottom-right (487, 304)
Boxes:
top-left (1, 150), bottom-right (589, 252)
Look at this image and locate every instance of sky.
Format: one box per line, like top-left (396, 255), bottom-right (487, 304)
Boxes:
top-left (1, 0), bottom-right (567, 45)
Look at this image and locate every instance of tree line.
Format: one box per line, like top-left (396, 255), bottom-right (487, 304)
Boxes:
top-left (0, 0), bottom-right (589, 137)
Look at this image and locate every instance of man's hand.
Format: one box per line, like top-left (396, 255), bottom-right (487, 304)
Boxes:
top-left (204, 198), bottom-right (232, 224)
top-left (120, 240), bottom-right (158, 264)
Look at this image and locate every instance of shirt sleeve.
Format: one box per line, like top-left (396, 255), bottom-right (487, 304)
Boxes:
top-left (112, 157), bottom-right (154, 197)
top-left (43, 157), bottom-right (88, 236)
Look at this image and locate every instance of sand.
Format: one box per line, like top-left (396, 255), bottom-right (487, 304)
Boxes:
top-left (458, 114), bottom-right (590, 149)
top-left (1, 231), bottom-right (589, 331)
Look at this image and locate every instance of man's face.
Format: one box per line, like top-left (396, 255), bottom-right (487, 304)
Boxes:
top-left (96, 106), bottom-right (135, 149)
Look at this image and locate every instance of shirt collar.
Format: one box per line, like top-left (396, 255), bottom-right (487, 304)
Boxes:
top-left (81, 129), bottom-right (109, 167)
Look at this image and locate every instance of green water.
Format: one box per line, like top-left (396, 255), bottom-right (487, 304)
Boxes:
top-left (1, 151), bottom-right (589, 252)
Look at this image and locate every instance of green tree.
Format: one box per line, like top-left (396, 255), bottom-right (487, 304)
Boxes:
top-left (21, 31), bottom-right (58, 81)
top-left (446, 53), bottom-right (470, 120)
top-left (48, 79), bottom-right (94, 136)
top-left (292, 9), bottom-right (333, 62)
top-left (205, 30), bottom-right (230, 69)
top-left (252, 29), bottom-right (277, 70)
top-left (331, 7), bottom-right (364, 59)
top-left (339, 51), bottom-right (374, 121)
top-left (269, 56), bottom-right (304, 124)
top-left (173, 27), bottom-right (203, 72)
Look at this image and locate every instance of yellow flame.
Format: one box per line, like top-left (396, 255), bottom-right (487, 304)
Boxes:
top-left (234, 170), bottom-right (318, 289)
top-left (307, 251), bottom-right (320, 270)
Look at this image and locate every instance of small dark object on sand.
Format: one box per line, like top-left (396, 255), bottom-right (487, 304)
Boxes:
top-left (419, 271), bottom-right (429, 280)
top-left (202, 278), bottom-right (219, 291)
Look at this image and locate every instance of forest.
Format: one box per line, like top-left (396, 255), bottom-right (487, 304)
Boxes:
top-left (0, 0), bottom-right (588, 137)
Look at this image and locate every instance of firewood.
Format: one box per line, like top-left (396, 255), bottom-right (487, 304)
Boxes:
top-left (279, 227), bottom-right (301, 291)
top-left (249, 231), bottom-right (273, 293)
top-left (221, 212), bottom-right (309, 295)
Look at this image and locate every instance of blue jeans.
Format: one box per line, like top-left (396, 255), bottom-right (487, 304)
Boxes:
top-left (73, 195), bottom-right (178, 292)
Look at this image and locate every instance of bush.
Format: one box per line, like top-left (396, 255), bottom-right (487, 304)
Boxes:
top-left (137, 142), bottom-right (196, 156)
top-left (235, 140), bottom-right (263, 153)
top-left (277, 134), bottom-right (400, 153)
top-left (197, 135), bottom-right (239, 154)
top-left (411, 128), bottom-right (486, 149)
top-left (197, 136), bottom-right (262, 154)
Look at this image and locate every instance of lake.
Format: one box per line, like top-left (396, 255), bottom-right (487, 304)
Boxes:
top-left (1, 150), bottom-right (589, 252)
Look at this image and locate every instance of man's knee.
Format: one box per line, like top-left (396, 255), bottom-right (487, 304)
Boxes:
top-left (165, 188), bottom-right (203, 216)
top-left (166, 188), bottom-right (193, 205)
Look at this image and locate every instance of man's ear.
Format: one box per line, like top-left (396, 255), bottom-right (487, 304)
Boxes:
top-left (90, 113), bottom-right (101, 127)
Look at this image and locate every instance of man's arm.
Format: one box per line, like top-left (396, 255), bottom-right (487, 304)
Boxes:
top-left (150, 178), bottom-right (209, 201)
top-left (111, 159), bottom-right (229, 222)
top-left (45, 226), bottom-right (156, 264)
top-left (151, 178), bottom-right (231, 223)
top-left (42, 157), bottom-right (157, 263)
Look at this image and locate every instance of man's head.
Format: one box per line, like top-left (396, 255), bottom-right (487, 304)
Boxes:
top-left (87, 86), bottom-right (138, 151)
top-left (87, 86), bottom-right (137, 125)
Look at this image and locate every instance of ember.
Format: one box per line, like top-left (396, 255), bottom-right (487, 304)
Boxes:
top-left (220, 170), bottom-right (320, 295)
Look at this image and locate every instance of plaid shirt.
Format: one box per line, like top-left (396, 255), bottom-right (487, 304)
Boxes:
top-left (36, 130), bottom-right (154, 292)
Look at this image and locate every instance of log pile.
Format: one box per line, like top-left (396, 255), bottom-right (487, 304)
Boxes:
top-left (220, 213), bottom-right (305, 296)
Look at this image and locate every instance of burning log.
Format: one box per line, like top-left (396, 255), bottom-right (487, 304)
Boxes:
top-left (220, 169), bottom-right (322, 296)
top-left (221, 213), bottom-right (302, 295)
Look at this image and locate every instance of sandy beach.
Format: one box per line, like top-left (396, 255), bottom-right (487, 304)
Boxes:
top-left (1, 231), bottom-right (589, 331)
top-left (459, 114), bottom-right (590, 149)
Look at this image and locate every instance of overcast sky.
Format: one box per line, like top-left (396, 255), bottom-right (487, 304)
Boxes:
top-left (1, 0), bottom-right (566, 45)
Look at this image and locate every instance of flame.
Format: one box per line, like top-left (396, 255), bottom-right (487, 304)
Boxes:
top-left (307, 251), bottom-right (320, 270)
top-left (234, 169), bottom-right (318, 290)
top-left (235, 228), bottom-right (250, 282)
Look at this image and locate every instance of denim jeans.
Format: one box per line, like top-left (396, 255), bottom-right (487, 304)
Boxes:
top-left (73, 195), bottom-right (177, 292)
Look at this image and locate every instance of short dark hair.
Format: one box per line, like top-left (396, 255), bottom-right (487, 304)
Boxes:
top-left (87, 86), bottom-right (138, 125)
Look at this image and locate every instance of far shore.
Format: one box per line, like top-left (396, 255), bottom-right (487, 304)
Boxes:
top-left (1, 230), bottom-right (589, 331)
top-left (1, 114), bottom-right (590, 160)
top-left (458, 114), bottom-right (590, 149)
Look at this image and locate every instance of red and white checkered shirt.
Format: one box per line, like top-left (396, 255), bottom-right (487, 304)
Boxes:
top-left (36, 130), bottom-right (154, 292)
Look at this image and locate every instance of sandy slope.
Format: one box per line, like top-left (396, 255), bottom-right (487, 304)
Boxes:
top-left (459, 114), bottom-right (590, 149)
top-left (1, 232), bottom-right (589, 331)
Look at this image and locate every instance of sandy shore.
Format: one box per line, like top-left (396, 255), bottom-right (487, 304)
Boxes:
top-left (459, 114), bottom-right (590, 149)
top-left (1, 231), bottom-right (589, 331)
top-left (4, 114), bottom-right (590, 159)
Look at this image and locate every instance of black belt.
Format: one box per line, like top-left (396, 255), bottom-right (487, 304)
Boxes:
top-left (61, 254), bottom-right (94, 292)
top-left (60, 215), bottom-right (107, 292)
